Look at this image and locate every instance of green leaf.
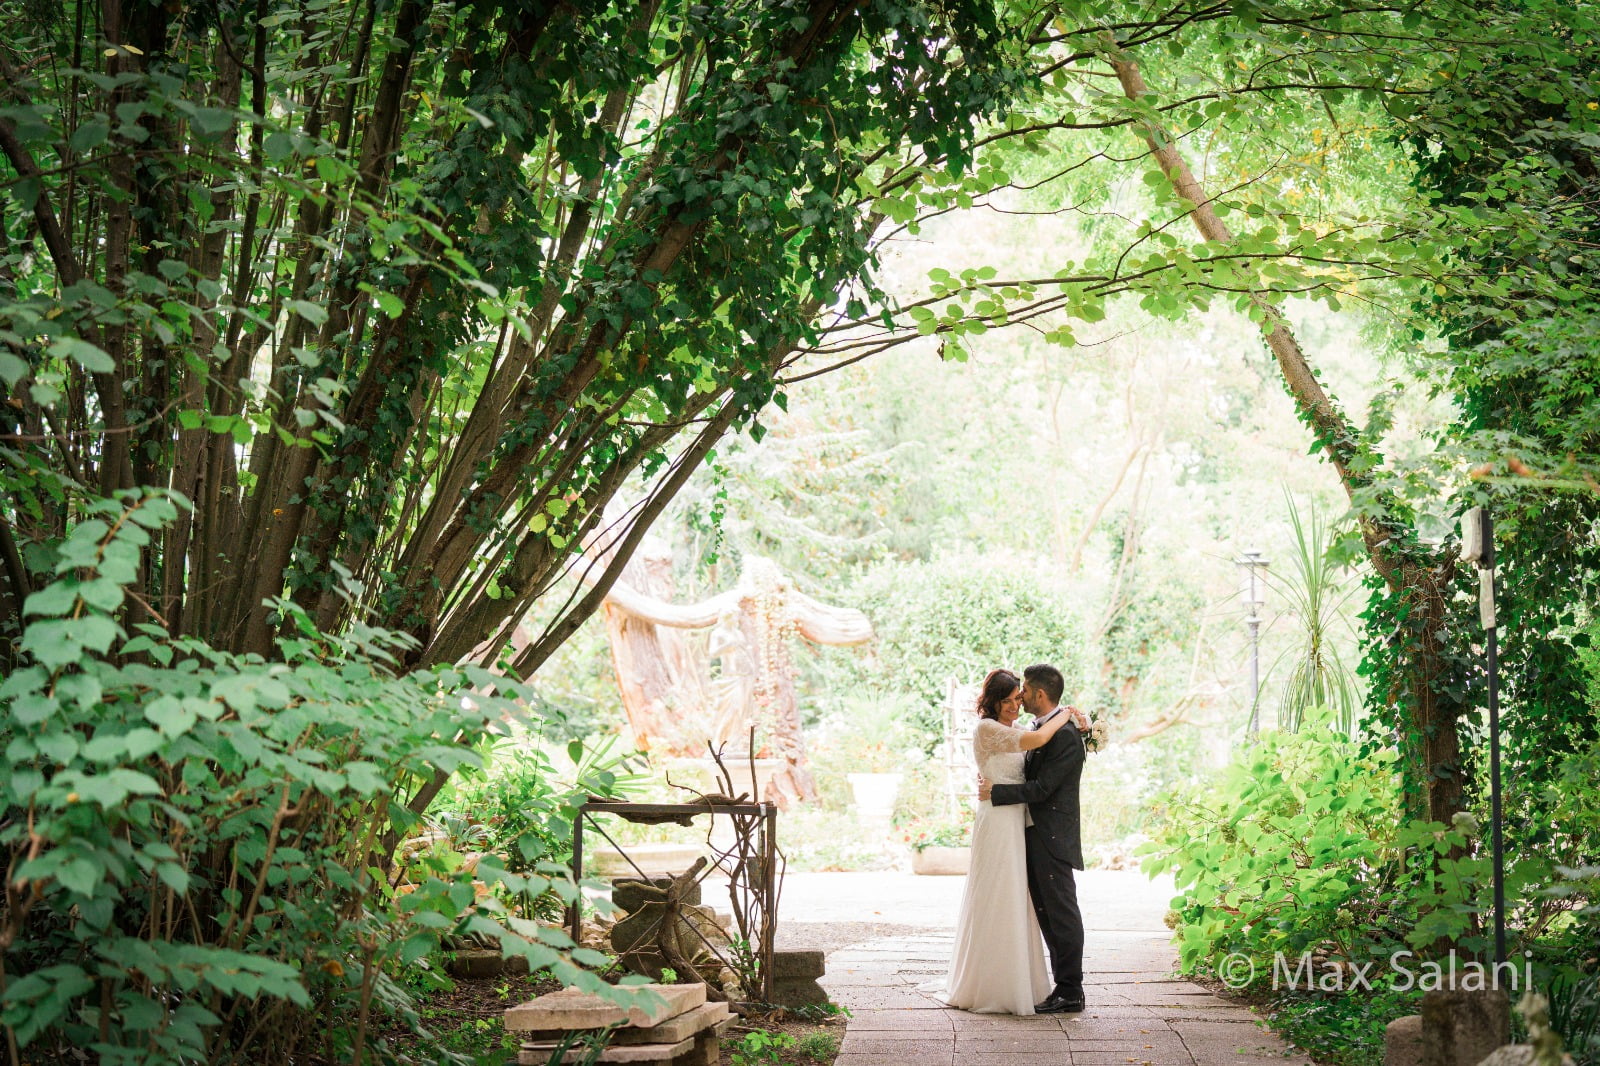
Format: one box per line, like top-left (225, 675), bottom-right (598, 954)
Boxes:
top-left (48, 337), bottom-right (115, 374)
top-left (23, 581), bottom-right (79, 618)
top-left (11, 694), bottom-right (58, 726)
top-left (145, 695), bottom-right (198, 738)
top-left (156, 862), bottom-right (191, 893)
top-left (69, 119), bottom-right (110, 153)
top-left (286, 300), bottom-right (329, 327)
top-left (22, 620), bottom-right (85, 668)
top-left (0, 351), bottom-right (28, 387)
top-left (190, 107), bottom-right (235, 135)
top-left (57, 857), bottom-right (102, 897)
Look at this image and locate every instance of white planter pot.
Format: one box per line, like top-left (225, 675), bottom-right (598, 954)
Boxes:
top-left (846, 772), bottom-right (903, 817)
top-left (912, 846), bottom-right (971, 875)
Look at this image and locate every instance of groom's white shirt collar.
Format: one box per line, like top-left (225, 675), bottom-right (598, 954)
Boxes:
top-left (1032, 706), bottom-right (1063, 728)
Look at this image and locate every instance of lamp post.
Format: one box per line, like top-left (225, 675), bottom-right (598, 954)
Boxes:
top-left (1461, 506), bottom-right (1506, 969)
top-left (1235, 549), bottom-right (1269, 736)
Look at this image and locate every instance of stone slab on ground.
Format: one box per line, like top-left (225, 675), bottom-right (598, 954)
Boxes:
top-left (504, 982), bottom-right (706, 1032)
top-left (516, 1036), bottom-right (694, 1064)
top-left (786, 870), bottom-right (1310, 1066)
top-left (613, 1002), bottom-right (730, 1045)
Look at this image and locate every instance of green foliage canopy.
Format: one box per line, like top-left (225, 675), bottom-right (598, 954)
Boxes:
top-left (0, 0), bottom-right (1027, 676)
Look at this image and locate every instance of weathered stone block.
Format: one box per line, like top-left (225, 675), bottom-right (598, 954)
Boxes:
top-left (770, 976), bottom-right (829, 1008)
top-left (613, 1002), bottom-right (730, 1045)
top-left (444, 949), bottom-right (530, 979)
top-left (1421, 988), bottom-right (1510, 1066)
top-left (671, 1016), bottom-right (731, 1066)
top-left (517, 1036), bottom-right (693, 1064)
top-left (505, 982), bottom-right (706, 1032)
top-left (769, 949), bottom-right (826, 979)
top-left (1385, 1014), bottom-right (1424, 1066)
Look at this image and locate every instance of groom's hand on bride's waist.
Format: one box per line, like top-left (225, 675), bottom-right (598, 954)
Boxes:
top-left (977, 776), bottom-right (992, 802)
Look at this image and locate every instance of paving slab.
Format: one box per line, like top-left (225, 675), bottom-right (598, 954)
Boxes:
top-left (954, 1034), bottom-right (1072, 1053)
top-left (840, 1036), bottom-right (955, 1056)
top-left (849, 1009), bottom-right (956, 1031)
top-left (825, 1043), bottom-right (947, 1062)
top-left (781, 870), bottom-right (1310, 1066)
top-left (1070, 1051), bottom-right (1194, 1066)
top-left (949, 1013), bottom-right (1067, 1031)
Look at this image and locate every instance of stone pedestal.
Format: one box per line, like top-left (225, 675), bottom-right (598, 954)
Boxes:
top-left (1385, 989), bottom-right (1513, 1066)
top-left (445, 949), bottom-right (531, 979)
top-left (847, 772), bottom-right (902, 842)
top-left (1421, 988), bottom-right (1511, 1066)
top-left (767, 949), bottom-right (828, 1008)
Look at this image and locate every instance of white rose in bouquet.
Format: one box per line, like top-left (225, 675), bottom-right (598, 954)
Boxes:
top-left (1084, 719), bottom-right (1109, 754)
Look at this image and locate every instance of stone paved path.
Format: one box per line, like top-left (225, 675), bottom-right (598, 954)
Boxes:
top-left (776, 871), bottom-right (1310, 1066)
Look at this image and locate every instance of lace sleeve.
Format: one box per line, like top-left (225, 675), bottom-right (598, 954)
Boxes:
top-left (972, 719), bottom-right (1024, 765)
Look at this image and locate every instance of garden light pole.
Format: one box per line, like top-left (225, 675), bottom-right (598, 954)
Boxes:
top-left (1461, 506), bottom-right (1506, 969)
top-left (1235, 549), bottom-right (1269, 737)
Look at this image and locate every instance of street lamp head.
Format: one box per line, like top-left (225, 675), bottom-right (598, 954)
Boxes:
top-left (1233, 548), bottom-right (1270, 739)
top-left (1235, 549), bottom-right (1270, 612)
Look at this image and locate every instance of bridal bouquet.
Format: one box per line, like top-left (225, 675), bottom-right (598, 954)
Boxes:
top-left (1083, 719), bottom-right (1110, 754)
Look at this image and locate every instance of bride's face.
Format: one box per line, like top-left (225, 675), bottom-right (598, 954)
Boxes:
top-left (997, 690), bottom-right (1024, 726)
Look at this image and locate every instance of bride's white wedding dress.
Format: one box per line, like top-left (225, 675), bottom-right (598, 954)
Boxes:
top-left (940, 718), bottom-right (1053, 1014)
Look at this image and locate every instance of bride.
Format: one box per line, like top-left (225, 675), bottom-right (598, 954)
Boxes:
top-left (940, 668), bottom-right (1076, 1014)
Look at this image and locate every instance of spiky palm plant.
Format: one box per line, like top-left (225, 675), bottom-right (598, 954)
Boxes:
top-left (1269, 493), bottom-right (1364, 736)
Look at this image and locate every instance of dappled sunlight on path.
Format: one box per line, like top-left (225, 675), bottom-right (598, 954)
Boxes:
top-left (775, 871), bottom-right (1309, 1066)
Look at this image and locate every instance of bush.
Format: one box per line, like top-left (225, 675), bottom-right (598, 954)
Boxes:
top-left (1142, 721), bottom-right (1408, 974)
top-left (1139, 713), bottom-right (1526, 976)
top-left (0, 491), bottom-right (632, 1063)
top-left (845, 554), bottom-right (1088, 736)
top-left (443, 734), bottom-right (647, 873)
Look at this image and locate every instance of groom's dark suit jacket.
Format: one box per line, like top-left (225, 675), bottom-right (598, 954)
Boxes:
top-left (989, 711), bottom-right (1085, 870)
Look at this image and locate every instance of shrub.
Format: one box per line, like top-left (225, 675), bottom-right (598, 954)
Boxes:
top-left (0, 490), bottom-right (632, 1063)
top-left (1139, 713), bottom-right (1523, 976)
top-left (845, 554), bottom-right (1088, 736)
top-left (1142, 721), bottom-right (1406, 974)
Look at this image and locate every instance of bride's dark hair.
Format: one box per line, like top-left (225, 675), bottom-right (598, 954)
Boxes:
top-left (975, 669), bottom-right (1021, 721)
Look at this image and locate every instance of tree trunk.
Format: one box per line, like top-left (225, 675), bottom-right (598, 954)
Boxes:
top-left (1109, 51), bottom-right (1465, 826)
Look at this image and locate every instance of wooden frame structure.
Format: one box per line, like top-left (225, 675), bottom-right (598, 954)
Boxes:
top-left (566, 799), bottom-right (780, 1002)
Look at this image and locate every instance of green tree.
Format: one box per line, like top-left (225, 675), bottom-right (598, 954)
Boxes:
top-left (0, 0), bottom-right (1027, 677)
top-left (1396, 0), bottom-right (1600, 872)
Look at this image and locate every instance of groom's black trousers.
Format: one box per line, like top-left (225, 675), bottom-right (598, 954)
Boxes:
top-left (1024, 825), bottom-right (1084, 995)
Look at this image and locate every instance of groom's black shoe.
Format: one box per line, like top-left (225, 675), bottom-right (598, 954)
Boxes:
top-left (1033, 991), bottom-right (1086, 1014)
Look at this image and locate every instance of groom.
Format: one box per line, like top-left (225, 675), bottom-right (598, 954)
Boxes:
top-left (979, 663), bottom-right (1086, 1014)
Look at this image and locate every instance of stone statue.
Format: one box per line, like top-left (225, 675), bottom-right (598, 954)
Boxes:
top-left (601, 550), bottom-right (873, 806)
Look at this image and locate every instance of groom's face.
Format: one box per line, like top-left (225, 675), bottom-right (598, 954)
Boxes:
top-left (1021, 682), bottom-right (1048, 717)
